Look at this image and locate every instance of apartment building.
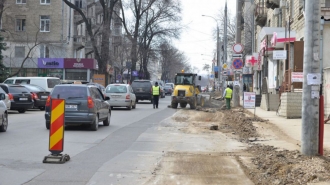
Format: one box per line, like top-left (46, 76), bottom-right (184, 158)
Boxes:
top-left (1, 0), bottom-right (122, 84)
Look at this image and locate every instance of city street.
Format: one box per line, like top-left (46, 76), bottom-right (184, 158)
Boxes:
top-left (0, 97), bottom-right (177, 185)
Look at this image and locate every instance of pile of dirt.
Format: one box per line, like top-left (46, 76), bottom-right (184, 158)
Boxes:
top-left (217, 106), bottom-right (330, 184)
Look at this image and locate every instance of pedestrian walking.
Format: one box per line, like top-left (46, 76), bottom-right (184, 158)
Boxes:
top-left (223, 85), bottom-right (233, 109)
top-left (152, 82), bottom-right (160, 109)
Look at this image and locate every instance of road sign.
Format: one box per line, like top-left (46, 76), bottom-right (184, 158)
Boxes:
top-left (117, 74), bottom-right (122, 80)
top-left (232, 58), bottom-right (243, 69)
top-left (232, 54), bottom-right (243, 58)
top-left (232, 43), bottom-right (244, 53)
top-left (222, 63), bottom-right (228, 69)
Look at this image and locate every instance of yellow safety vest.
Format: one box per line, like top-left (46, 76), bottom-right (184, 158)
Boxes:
top-left (225, 88), bottom-right (232, 98)
top-left (152, 86), bottom-right (160, 95)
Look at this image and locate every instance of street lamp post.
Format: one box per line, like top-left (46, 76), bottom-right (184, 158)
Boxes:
top-left (202, 15), bottom-right (221, 92)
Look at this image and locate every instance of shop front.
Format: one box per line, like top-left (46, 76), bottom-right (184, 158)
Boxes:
top-left (37, 58), bottom-right (97, 81)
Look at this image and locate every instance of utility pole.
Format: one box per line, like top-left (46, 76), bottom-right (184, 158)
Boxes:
top-left (233, 0), bottom-right (242, 107)
top-left (223, 0), bottom-right (228, 92)
top-left (301, 0), bottom-right (320, 156)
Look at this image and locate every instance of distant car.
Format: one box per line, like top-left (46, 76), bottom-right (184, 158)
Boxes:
top-left (131, 80), bottom-right (153, 103)
top-left (0, 93), bottom-right (8, 132)
top-left (87, 83), bottom-right (106, 94)
top-left (165, 83), bottom-right (174, 89)
top-left (0, 84), bottom-right (34, 113)
top-left (0, 86), bottom-right (11, 110)
top-left (20, 84), bottom-right (50, 110)
top-left (105, 84), bottom-right (136, 110)
top-left (45, 84), bottom-right (111, 131)
top-left (159, 85), bottom-right (165, 98)
top-left (201, 86), bottom-right (207, 92)
top-left (3, 76), bottom-right (60, 92)
top-left (163, 86), bottom-right (173, 96)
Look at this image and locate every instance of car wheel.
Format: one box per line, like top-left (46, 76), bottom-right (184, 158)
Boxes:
top-left (190, 98), bottom-right (197, 109)
top-left (132, 100), bottom-right (136, 109)
top-left (127, 101), bottom-right (132, 110)
top-left (39, 107), bottom-right (45, 111)
top-left (90, 115), bottom-right (99, 131)
top-left (103, 111), bottom-right (111, 126)
top-left (18, 109), bottom-right (26, 113)
top-left (46, 121), bottom-right (50, 130)
top-left (171, 102), bottom-right (178, 109)
top-left (180, 103), bottom-right (187, 108)
top-left (0, 113), bottom-right (8, 132)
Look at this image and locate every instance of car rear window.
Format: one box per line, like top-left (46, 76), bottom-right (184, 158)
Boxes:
top-left (8, 86), bottom-right (30, 93)
top-left (24, 85), bottom-right (46, 92)
top-left (51, 86), bottom-right (87, 99)
top-left (106, 85), bottom-right (127, 93)
top-left (132, 81), bottom-right (151, 88)
top-left (47, 79), bottom-right (61, 88)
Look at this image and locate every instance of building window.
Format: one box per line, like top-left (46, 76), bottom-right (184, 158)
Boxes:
top-left (326, 0), bottom-right (330, 7)
top-left (40, 0), bottom-right (50, 4)
top-left (16, 19), bottom-right (26, 31)
top-left (40, 15), bottom-right (50, 32)
top-left (40, 45), bottom-right (49, 58)
top-left (15, 46), bottom-right (25, 58)
top-left (75, 0), bottom-right (82, 8)
top-left (16, 0), bottom-right (26, 4)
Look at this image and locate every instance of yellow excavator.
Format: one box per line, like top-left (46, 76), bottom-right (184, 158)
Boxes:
top-left (171, 70), bottom-right (206, 109)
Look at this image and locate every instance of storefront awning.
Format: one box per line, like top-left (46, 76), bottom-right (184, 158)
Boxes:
top-left (259, 27), bottom-right (285, 41)
top-left (270, 31), bottom-right (296, 48)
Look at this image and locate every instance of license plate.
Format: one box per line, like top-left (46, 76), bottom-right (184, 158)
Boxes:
top-left (41, 96), bottom-right (48, 99)
top-left (19, 98), bottom-right (28, 101)
top-left (65, 105), bottom-right (77, 109)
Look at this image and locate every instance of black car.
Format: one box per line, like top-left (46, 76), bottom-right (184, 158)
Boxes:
top-left (0, 84), bottom-right (34, 113)
top-left (45, 84), bottom-right (111, 131)
top-left (20, 84), bottom-right (50, 110)
top-left (131, 80), bottom-right (153, 103)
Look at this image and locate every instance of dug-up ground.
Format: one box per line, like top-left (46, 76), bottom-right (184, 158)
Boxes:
top-left (146, 92), bottom-right (330, 185)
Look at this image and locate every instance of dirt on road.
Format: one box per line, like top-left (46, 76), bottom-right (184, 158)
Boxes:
top-left (146, 92), bottom-right (330, 185)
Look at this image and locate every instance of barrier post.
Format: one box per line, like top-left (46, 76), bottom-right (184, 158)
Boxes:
top-left (43, 99), bottom-right (70, 163)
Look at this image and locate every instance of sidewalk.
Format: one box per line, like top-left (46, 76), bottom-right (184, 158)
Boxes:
top-left (243, 105), bottom-right (330, 152)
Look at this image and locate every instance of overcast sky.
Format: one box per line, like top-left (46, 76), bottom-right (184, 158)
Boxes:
top-left (175, 0), bottom-right (236, 73)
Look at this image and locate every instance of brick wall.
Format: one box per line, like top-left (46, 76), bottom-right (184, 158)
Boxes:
top-left (278, 92), bottom-right (302, 118)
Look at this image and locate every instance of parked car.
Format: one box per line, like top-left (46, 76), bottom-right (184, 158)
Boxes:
top-left (201, 86), bottom-right (207, 92)
top-left (164, 86), bottom-right (173, 95)
top-left (105, 84), bottom-right (136, 110)
top-left (0, 93), bottom-right (8, 132)
top-left (20, 84), bottom-right (50, 110)
top-left (131, 80), bottom-right (153, 103)
top-left (3, 77), bottom-right (61, 92)
top-left (0, 84), bottom-right (34, 113)
top-left (45, 84), bottom-right (111, 131)
top-left (0, 86), bottom-right (11, 110)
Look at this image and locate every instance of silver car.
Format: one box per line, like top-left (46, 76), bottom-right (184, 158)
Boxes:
top-left (105, 84), bottom-right (136, 110)
top-left (0, 86), bottom-right (11, 110)
top-left (0, 93), bottom-right (8, 132)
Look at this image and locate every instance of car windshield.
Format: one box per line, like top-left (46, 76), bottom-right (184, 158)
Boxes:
top-left (175, 75), bottom-right (193, 85)
top-left (8, 86), bottom-right (30, 93)
top-left (51, 86), bottom-right (87, 99)
top-left (106, 85), bottom-right (127, 93)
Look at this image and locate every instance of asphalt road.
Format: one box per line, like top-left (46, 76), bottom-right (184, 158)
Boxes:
top-left (0, 96), bottom-right (176, 185)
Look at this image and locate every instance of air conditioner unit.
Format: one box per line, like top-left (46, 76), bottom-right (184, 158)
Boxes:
top-left (273, 8), bottom-right (280, 15)
top-left (280, 0), bottom-right (287, 8)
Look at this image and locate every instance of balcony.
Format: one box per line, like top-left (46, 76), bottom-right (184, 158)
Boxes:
top-left (255, 2), bottom-right (267, 27)
top-left (266, 0), bottom-right (279, 9)
top-left (73, 35), bottom-right (86, 48)
top-left (74, 9), bottom-right (87, 23)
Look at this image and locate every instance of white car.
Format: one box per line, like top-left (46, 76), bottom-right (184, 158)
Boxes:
top-left (105, 84), bottom-right (136, 110)
top-left (0, 86), bottom-right (10, 110)
top-left (0, 93), bottom-right (8, 132)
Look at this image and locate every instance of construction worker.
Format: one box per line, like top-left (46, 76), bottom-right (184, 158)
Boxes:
top-left (152, 82), bottom-right (160, 109)
top-left (223, 85), bottom-right (233, 109)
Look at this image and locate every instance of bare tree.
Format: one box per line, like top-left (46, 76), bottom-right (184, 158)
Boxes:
top-left (63, 0), bottom-right (119, 84)
top-left (119, 0), bottom-right (156, 81)
top-left (138, 0), bottom-right (182, 79)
